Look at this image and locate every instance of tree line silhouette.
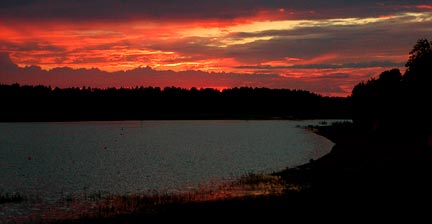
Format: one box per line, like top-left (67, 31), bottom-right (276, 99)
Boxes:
top-left (2, 37), bottom-right (430, 128)
top-left (352, 38), bottom-right (432, 144)
top-left (0, 85), bottom-right (350, 121)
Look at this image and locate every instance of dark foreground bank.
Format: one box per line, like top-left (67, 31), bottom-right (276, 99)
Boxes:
top-left (47, 122), bottom-right (432, 223)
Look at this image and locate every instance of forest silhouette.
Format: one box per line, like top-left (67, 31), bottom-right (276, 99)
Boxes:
top-left (351, 38), bottom-right (432, 147)
top-left (0, 85), bottom-right (350, 121)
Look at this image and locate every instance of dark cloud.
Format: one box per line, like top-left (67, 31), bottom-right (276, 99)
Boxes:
top-left (0, 52), bottom-right (18, 70)
top-left (0, 0), bottom-right (428, 22)
top-left (122, 10), bottom-right (431, 67)
top-left (150, 37), bottom-right (223, 57)
top-left (152, 16), bottom-right (418, 64)
top-left (0, 40), bottom-right (65, 52)
top-left (314, 73), bottom-right (350, 79)
top-left (222, 13), bottom-right (432, 63)
top-left (234, 61), bottom-right (404, 69)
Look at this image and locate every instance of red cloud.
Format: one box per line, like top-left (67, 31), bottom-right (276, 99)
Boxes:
top-left (417, 5), bottom-right (432, 10)
top-left (1, 53), bottom-right (399, 96)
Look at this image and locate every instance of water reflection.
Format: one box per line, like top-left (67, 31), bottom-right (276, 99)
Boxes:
top-left (0, 120), bottom-right (339, 223)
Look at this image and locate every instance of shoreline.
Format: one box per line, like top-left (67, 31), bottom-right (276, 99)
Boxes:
top-left (0, 116), bottom-right (352, 123)
top-left (11, 120), bottom-right (429, 223)
top-left (61, 123), bottom-right (344, 222)
top-left (1, 120), bottom-right (338, 223)
top-left (68, 120), bottom-right (431, 221)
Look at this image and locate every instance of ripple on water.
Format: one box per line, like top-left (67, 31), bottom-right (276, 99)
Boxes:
top-left (0, 120), bottom-right (340, 222)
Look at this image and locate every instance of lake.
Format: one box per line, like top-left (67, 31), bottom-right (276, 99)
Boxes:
top-left (0, 120), bottom-right (337, 221)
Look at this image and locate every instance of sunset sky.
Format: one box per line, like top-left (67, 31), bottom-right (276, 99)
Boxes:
top-left (1, 0), bottom-right (432, 96)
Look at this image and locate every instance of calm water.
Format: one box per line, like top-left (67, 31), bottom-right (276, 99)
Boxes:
top-left (0, 120), bottom-right (336, 221)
